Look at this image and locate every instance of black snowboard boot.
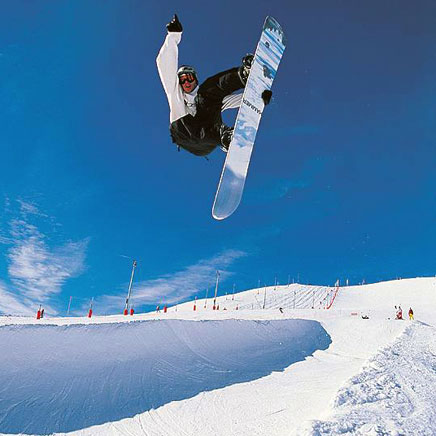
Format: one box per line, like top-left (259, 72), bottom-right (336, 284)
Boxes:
top-left (220, 124), bottom-right (234, 152)
top-left (238, 53), bottom-right (254, 85)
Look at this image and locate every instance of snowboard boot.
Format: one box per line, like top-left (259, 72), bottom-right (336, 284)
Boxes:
top-left (220, 124), bottom-right (234, 152)
top-left (238, 53), bottom-right (254, 85)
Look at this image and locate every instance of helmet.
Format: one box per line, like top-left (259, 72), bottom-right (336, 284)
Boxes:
top-left (177, 65), bottom-right (198, 82)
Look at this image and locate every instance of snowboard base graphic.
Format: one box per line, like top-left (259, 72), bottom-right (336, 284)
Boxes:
top-left (212, 16), bottom-right (286, 220)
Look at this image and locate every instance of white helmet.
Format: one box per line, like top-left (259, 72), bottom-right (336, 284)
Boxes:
top-left (177, 65), bottom-right (198, 82)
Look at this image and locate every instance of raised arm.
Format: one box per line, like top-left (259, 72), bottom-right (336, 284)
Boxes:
top-left (156, 15), bottom-right (183, 98)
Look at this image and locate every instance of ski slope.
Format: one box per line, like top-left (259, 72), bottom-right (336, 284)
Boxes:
top-left (0, 277), bottom-right (435, 435)
top-left (174, 283), bottom-right (337, 311)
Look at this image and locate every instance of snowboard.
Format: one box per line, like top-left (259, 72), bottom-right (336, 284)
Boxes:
top-left (212, 16), bottom-right (287, 220)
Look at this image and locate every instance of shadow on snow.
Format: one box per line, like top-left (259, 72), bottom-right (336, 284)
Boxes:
top-left (0, 319), bottom-right (331, 434)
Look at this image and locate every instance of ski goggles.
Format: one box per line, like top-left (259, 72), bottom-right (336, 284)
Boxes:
top-left (179, 73), bottom-right (196, 85)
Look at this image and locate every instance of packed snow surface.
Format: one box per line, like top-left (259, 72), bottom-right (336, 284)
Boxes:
top-left (0, 319), bottom-right (330, 434)
top-left (0, 277), bottom-right (435, 435)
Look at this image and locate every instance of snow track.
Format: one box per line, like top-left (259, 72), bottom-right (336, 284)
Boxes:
top-left (176, 284), bottom-right (335, 312)
top-left (0, 319), bottom-right (330, 434)
top-left (307, 322), bottom-right (436, 435)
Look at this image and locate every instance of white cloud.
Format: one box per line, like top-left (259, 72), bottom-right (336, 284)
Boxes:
top-left (99, 249), bottom-right (247, 311)
top-left (17, 199), bottom-right (48, 218)
top-left (0, 199), bottom-right (89, 314)
top-left (0, 281), bottom-right (35, 316)
top-left (8, 228), bottom-right (88, 301)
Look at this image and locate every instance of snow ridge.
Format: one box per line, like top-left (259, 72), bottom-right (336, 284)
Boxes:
top-left (308, 322), bottom-right (436, 435)
top-left (0, 319), bottom-right (330, 434)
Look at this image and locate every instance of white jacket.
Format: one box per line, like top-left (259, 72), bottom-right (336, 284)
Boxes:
top-left (156, 32), bottom-right (242, 124)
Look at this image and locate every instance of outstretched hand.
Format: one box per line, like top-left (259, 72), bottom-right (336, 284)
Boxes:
top-left (262, 90), bottom-right (272, 105)
top-left (166, 14), bottom-right (183, 32)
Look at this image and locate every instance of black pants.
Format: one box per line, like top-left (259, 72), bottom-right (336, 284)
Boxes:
top-left (170, 67), bottom-right (244, 156)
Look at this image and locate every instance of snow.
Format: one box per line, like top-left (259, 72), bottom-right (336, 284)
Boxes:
top-left (308, 322), bottom-right (436, 435)
top-left (0, 319), bottom-right (330, 434)
top-left (0, 277), bottom-right (435, 435)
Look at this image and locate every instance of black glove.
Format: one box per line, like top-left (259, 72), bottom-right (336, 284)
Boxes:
top-left (166, 14), bottom-right (183, 32)
top-left (262, 90), bottom-right (272, 105)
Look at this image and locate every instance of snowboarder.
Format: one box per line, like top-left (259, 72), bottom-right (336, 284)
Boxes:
top-left (156, 14), bottom-right (272, 157)
top-left (408, 307), bottom-right (414, 320)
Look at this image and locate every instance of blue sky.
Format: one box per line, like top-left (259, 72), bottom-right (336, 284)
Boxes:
top-left (1, 1), bottom-right (435, 316)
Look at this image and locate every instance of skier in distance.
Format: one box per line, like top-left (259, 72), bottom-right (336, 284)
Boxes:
top-left (156, 14), bottom-right (272, 157)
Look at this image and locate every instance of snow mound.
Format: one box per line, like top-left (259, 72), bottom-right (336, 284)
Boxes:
top-left (307, 321), bottom-right (436, 435)
top-left (0, 319), bottom-right (330, 434)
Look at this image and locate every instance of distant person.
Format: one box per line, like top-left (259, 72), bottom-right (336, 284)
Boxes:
top-left (41, 308), bottom-right (44, 319)
top-left (396, 306), bottom-right (403, 320)
top-left (156, 305), bottom-right (160, 313)
top-left (279, 307), bottom-right (283, 313)
top-left (408, 307), bottom-right (414, 320)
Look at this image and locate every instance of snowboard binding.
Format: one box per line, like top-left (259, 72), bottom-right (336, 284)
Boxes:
top-left (239, 53), bottom-right (254, 85)
top-left (220, 125), bottom-right (234, 152)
